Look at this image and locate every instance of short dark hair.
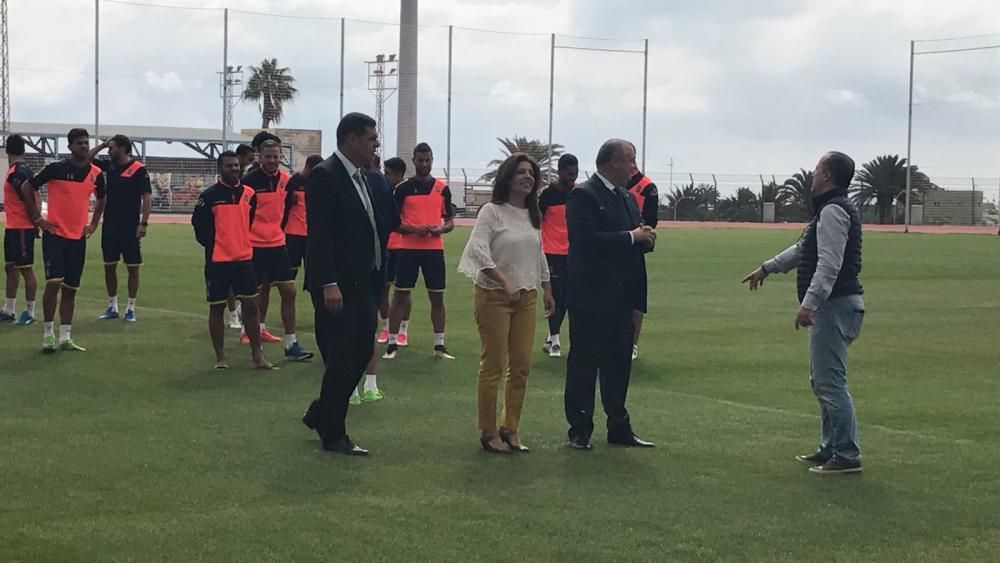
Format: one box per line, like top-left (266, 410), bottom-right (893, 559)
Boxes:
top-left (251, 131), bottom-right (281, 149)
top-left (826, 151), bottom-right (855, 190)
top-left (259, 139), bottom-right (281, 152)
top-left (595, 140), bottom-right (624, 167)
top-left (109, 134), bottom-right (132, 154)
top-left (305, 154), bottom-right (323, 168)
top-left (336, 112), bottom-right (376, 145)
top-left (5, 134), bottom-right (26, 156)
top-left (384, 157), bottom-right (406, 175)
top-left (217, 150), bottom-right (239, 166)
top-left (68, 128), bottom-right (89, 144)
top-left (558, 153), bottom-right (578, 171)
top-left (235, 144), bottom-right (254, 157)
top-left (413, 142), bottom-right (432, 156)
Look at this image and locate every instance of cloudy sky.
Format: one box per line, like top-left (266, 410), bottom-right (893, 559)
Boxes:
top-left (10, 0), bottom-right (1000, 193)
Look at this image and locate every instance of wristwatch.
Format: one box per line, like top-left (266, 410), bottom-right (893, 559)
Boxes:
top-left (140, 221), bottom-right (149, 227)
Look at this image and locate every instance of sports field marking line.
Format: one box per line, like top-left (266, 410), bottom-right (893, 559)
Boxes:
top-left (667, 390), bottom-right (977, 446)
top-left (74, 297), bottom-right (980, 448)
top-left (75, 296), bottom-right (316, 338)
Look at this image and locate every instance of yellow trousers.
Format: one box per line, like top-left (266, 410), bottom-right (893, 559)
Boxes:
top-left (474, 286), bottom-right (537, 435)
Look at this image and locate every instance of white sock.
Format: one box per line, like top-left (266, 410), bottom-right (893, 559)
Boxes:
top-left (388, 333), bottom-right (398, 345)
top-left (260, 322), bottom-right (266, 332)
top-left (364, 374), bottom-right (378, 392)
top-left (434, 333), bottom-right (445, 346)
top-left (550, 334), bottom-right (561, 347)
top-left (3, 297), bottom-right (15, 314)
top-left (108, 295), bottom-right (119, 312)
top-left (381, 318), bottom-right (389, 331)
top-left (284, 333), bottom-right (297, 348)
top-left (43, 322), bottom-right (54, 337)
top-left (127, 297), bottom-right (136, 312)
top-left (59, 324), bottom-right (71, 343)
top-left (400, 320), bottom-right (409, 335)
top-left (351, 388), bottom-right (360, 399)
top-left (26, 301), bottom-right (36, 317)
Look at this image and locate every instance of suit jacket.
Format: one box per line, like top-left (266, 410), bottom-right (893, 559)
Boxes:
top-left (305, 154), bottom-right (382, 299)
top-left (365, 168), bottom-right (401, 286)
top-left (566, 175), bottom-right (646, 314)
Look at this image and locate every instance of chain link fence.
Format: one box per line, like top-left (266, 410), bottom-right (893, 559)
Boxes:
top-left (2, 1), bottom-right (997, 228)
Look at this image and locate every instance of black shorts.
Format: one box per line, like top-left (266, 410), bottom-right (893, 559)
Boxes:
top-left (633, 263), bottom-right (648, 314)
top-left (102, 226), bottom-right (143, 266)
top-left (286, 235), bottom-right (307, 271)
top-left (4, 228), bottom-right (36, 268)
top-left (394, 249), bottom-right (446, 292)
top-left (205, 260), bottom-right (259, 304)
top-left (42, 233), bottom-right (86, 289)
top-left (252, 246), bottom-right (294, 285)
top-left (385, 250), bottom-right (398, 286)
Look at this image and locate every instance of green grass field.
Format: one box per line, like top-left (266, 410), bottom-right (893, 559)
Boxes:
top-left (1, 224), bottom-right (999, 562)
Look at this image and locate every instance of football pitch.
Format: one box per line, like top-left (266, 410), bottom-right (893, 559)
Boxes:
top-left (1, 224), bottom-right (998, 562)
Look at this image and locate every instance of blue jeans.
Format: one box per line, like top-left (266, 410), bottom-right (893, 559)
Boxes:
top-left (809, 295), bottom-right (865, 462)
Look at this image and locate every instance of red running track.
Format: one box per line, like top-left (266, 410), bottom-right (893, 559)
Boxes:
top-left (3, 213), bottom-right (996, 235)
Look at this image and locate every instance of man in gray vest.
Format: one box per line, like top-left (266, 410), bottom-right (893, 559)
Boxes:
top-left (742, 151), bottom-right (865, 475)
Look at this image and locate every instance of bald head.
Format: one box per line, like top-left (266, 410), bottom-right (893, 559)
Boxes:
top-left (595, 139), bottom-right (636, 188)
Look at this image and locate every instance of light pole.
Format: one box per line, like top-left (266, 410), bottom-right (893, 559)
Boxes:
top-left (366, 53), bottom-right (398, 160)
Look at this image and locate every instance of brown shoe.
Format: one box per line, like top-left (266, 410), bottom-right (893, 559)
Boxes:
top-left (499, 428), bottom-right (530, 452)
top-left (480, 433), bottom-right (513, 454)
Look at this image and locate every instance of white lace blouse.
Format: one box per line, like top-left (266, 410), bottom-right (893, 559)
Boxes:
top-left (458, 202), bottom-right (551, 291)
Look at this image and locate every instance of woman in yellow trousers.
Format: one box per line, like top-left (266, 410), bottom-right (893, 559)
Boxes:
top-left (459, 153), bottom-right (555, 454)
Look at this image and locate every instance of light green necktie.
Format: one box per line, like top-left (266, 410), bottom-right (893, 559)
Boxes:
top-left (353, 170), bottom-right (381, 269)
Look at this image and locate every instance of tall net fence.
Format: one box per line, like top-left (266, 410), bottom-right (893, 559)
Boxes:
top-left (909, 34), bottom-right (1000, 227)
top-left (3, 1), bottom-right (997, 228)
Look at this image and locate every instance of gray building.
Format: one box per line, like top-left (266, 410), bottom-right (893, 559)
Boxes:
top-left (920, 190), bottom-right (984, 225)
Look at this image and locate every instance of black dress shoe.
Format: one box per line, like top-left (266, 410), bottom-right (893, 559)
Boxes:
top-left (323, 436), bottom-right (369, 456)
top-left (568, 436), bottom-right (592, 450)
top-left (301, 400), bottom-right (320, 431)
top-left (607, 434), bottom-right (656, 448)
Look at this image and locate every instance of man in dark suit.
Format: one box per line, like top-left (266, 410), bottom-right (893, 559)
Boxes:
top-left (301, 113), bottom-right (384, 456)
top-left (564, 139), bottom-right (657, 450)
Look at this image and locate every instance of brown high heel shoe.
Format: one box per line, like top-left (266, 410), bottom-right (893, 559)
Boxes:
top-left (480, 434), bottom-right (513, 454)
top-left (499, 428), bottom-right (530, 452)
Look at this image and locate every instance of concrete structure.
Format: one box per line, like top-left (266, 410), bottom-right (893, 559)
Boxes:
top-left (240, 127), bottom-right (322, 168)
top-left (921, 190), bottom-right (984, 225)
top-left (396, 0), bottom-right (418, 161)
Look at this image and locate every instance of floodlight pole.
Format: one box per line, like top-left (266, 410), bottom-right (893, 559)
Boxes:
top-left (642, 38), bottom-right (648, 172)
top-left (548, 33), bottom-right (555, 183)
top-left (905, 40), bottom-right (914, 233)
top-left (94, 0), bottom-right (100, 140)
top-left (446, 25), bottom-right (453, 186)
top-left (340, 18), bottom-right (345, 119)
top-left (222, 8), bottom-right (229, 150)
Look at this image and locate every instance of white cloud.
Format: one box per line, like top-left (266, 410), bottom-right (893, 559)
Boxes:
top-left (488, 80), bottom-right (533, 105)
top-left (143, 71), bottom-right (203, 92)
top-left (826, 88), bottom-right (870, 107)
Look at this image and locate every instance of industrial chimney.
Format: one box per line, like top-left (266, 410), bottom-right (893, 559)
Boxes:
top-left (396, 0), bottom-right (418, 163)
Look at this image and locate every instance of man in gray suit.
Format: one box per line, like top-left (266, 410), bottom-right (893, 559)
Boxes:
top-left (742, 151), bottom-right (865, 475)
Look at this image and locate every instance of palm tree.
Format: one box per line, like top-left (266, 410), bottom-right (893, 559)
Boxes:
top-left (665, 182), bottom-right (717, 221)
top-left (781, 169), bottom-right (814, 218)
top-left (717, 187), bottom-right (762, 222)
top-left (850, 155), bottom-right (930, 224)
top-left (243, 58), bottom-right (299, 129)
top-left (479, 137), bottom-right (564, 184)
top-left (760, 180), bottom-right (785, 205)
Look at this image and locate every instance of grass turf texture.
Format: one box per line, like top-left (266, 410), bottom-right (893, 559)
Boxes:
top-left (1, 224), bottom-right (999, 563)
